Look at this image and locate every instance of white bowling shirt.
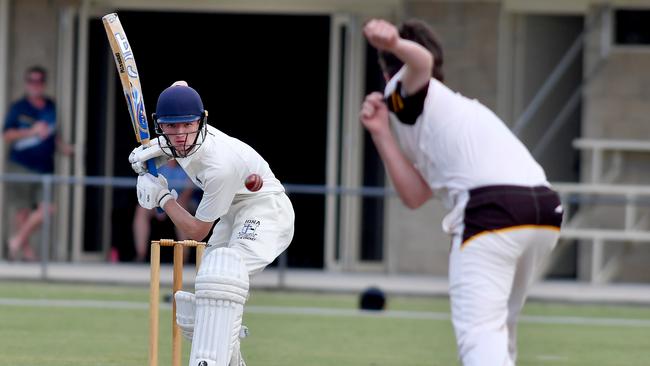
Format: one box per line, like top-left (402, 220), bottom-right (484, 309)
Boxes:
top-left (384, 67), bottom-right (549, 234)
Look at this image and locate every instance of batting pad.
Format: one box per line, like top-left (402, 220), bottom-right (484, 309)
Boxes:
top-left (189, 248), bottom-right (249, 366)
top-left (174, 292), bottom-right (250, 343)
top-left (174, 290), bottom-right (195, 341)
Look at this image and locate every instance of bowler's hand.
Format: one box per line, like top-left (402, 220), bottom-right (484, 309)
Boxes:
top-left (363, 19), bottom-right (399, 51)
top-left (360, 92), bottom-right (390, 136)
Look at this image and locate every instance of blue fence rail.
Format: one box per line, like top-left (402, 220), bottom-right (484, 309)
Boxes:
top-left (3, 173), bottom-right (650, 282)
top-left (0, 173), bottom-right (397, 281)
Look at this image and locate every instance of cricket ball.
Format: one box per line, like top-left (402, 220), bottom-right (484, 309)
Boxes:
top-left (245, 174), bottom-right (263, 192)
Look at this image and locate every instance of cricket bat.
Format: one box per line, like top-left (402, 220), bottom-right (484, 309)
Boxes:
top-left (102, 13), bottom-right (158, 177)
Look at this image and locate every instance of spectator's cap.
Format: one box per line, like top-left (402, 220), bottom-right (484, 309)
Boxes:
top-left (155, 83), bottom-right (204, 123)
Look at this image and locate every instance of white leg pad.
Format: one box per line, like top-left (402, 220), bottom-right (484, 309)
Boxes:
top-left (175, 293), bottom-right (250, 343)
top-left (189, 247), bottom-right (249, 366)
top-left (175, 290), bottom-right (196, 341)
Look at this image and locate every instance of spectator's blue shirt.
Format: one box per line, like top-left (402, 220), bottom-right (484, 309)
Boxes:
top-left (3, 97), bottom-right (56, 173)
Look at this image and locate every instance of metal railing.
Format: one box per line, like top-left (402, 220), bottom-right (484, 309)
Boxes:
top-left (0, 173), bottom-right (398, 282)
top-left (2, 173), bottom-right (650, 284)
top-left (1, 173), bottom-right (140, 279)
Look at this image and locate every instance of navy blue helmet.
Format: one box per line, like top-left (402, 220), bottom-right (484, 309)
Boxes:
top-left (152, 83), bottom-right (208, 158)
top-left (154, 84), bottom-right (204, 123)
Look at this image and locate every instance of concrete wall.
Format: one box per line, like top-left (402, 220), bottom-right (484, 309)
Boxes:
top-left (385, 198), bottom-right (450, 275)
top-left (578, 5), bottom-right (650, 282)
top-left (583, 51), bottom-right (650, 139)
top-left (385, 1), bottom-right (502, 275)
top-left (583, 9), bottom-right (650, 140)
top-left (581, 5), bottom-right (650, 184)
top-left (8, 0), bottom-right (60, 102)
top-left (512, 14), bottom-right (583, 182)
top-left (405, 1), bottom-right (501, 110)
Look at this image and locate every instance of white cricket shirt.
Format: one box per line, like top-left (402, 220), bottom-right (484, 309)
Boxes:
top-left (175, 125), bottom-right (285, 222)
top-left (384, 67), bottom-right (548, 233)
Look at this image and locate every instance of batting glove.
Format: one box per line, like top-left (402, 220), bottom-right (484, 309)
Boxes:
top-left (136, 173), bottom-right (178, 210)
top-left (128, 137), bottom-right (170, 176)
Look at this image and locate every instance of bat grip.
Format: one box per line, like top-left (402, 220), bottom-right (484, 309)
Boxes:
top-left (145, 160), bottom-right (164, 213)
top-left (146, 159), bottom-right (158, 177)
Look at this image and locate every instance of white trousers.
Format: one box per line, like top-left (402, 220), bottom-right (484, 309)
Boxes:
top-left (449, 227), bottom-right (559, 366)
top-left (206, 192), bottom-right (295, 276)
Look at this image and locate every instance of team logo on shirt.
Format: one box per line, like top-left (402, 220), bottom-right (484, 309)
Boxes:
top-left (237, 219), bottom-right (261, 241)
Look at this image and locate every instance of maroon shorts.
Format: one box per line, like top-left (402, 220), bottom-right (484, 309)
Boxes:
top-left (462, 185), bottom-right (563, 244)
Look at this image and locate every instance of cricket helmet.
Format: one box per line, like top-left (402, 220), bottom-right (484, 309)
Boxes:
top-left (153, 84), bottom-right (205, 123)
top-left (152, 82), bottom-right (208, 158)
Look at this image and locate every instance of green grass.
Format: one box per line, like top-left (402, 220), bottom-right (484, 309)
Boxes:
top-left (0, 281), bottom-right (649, 365)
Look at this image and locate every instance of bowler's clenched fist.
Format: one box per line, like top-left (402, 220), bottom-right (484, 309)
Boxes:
top-left (363, 19), bottom-right (399, 52)
top-left (360, 92), bottom-right (390, 136)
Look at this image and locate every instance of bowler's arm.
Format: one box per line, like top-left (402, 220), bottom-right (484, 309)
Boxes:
top-left (363, 19), bottom-right (433, 94)
top-left (390, 39), bottom-right (433, 95)
top-left (372, 129), bottom-right (432, 209)
top-left (360, 92), bottom-right (432, 209)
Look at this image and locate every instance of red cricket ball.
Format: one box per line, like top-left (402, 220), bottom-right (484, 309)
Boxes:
top-left (245, 174), bottom-right (263, 192)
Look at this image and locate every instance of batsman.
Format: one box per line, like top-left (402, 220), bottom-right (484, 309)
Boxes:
top-left (129, 81), bottom-right (295, 366)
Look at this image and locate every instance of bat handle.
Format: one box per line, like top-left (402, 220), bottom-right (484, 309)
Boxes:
top-left (146, 159), bottom-right (158, 177)
top-left (145, 160), bottom-right (164, 213)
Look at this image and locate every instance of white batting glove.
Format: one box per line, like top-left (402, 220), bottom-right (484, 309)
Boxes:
top-left (128, 137), bottom-right (170, 176)
top-left (136, 173), bottom-right (178, 210)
